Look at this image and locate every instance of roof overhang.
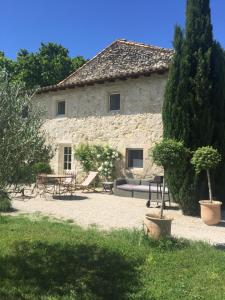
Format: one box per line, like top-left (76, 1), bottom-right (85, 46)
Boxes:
top-left (36, 66), bottom-right (169, 95)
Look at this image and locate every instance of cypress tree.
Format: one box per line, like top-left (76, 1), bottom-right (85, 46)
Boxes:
top-left (211, 43), bottom-right (225, 201)
top-left (163, 26), bottom-right (184, 139)
top-left (163, 0), bottom-right (225, 215)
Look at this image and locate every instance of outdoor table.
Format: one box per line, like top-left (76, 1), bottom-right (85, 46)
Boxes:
top-left (102, 181), bottom-right (114, 194)
top-left (37, 174), bottom-right (75, 196)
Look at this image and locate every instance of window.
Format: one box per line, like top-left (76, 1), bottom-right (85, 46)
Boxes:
top-left (57, 101), bottom-right (65, 115)
top-left (64, 147), bottom-right (72, 170)
top-left (109, 93), bottom-right (120, 111)
top-left (127, 149), bottom-right (143, 168)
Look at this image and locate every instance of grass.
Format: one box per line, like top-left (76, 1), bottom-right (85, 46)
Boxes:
top-left (0, 215), bottom-right (225, 299)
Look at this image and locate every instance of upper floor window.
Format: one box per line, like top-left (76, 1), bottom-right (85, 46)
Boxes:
top-left (57, 101), bottom-right (65, 116)
top-left (127, 149), bottom-right (143, 168)
top-left (109, 93), bottom-right (120, 111)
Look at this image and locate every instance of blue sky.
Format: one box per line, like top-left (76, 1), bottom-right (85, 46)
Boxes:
top-left (1, 0), bottom-right (225, 60)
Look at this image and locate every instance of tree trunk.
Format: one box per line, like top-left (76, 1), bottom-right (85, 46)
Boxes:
top-left (207, 170), bottom-right (213, 203)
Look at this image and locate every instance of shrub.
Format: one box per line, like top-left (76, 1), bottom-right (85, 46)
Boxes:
top-left (74, 143), bottom-right (95, 173)
top-left (95, 145), bottom-right (121, 180)
top-left (0, 192), bottom-right (12, 212)
top-left (32, 162), bottom-right (52, 175)
top-left (191, 146), bottom-right (221, 202)
top-left (152, 139), bottom-right (189, 170)
top-left (74, 143), bottom-right (121, 180)
top-left (151, 139), bottom-right (189, 217)
top-left (191, 146), bottom-right (221, 174)
top-left (9, 162), bottom-right (52, 187)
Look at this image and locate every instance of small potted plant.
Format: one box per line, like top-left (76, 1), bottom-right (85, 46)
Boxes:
top-left (145, 139), bottom-right (188, 239)
top-left (191, 146), bottom-right (222, 225)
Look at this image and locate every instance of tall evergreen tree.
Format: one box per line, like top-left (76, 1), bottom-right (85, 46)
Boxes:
top-left (211, 42), bottom-right (225, 201)
top-left (163, 0), bottom-right (225, 215)
top-left (163, 26), bottom-right (184, 139)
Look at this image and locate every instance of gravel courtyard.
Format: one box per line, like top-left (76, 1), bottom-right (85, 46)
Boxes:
top-left (11, 191), bottom-right (225, 246)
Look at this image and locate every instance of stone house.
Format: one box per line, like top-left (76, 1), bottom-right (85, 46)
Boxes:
top-left (35, 39), bottom-right (173, 178)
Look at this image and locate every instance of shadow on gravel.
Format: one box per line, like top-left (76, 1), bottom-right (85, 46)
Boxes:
top-left (52, 195), bottom-right (88, 201)
top-left (215, 210), bottom-right (225, 227)
top-left (216, 220), bottom-right (225, 228)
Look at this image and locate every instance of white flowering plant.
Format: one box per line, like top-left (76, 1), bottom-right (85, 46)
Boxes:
top-left (95, 145), bottom-right (121, 180)
top-left (74, 143), bottom-right (121, 180)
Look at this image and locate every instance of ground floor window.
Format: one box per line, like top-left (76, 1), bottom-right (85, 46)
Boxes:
top-left (64, 147), bottom-right (72, 170)
top-left (127, 149), bottom-right (143, 168)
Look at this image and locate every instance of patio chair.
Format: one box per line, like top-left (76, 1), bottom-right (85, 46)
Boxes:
top-left (60, 173), bottom-right (76, 196)
top-left (36, 174), bottom-right (56, 197)
top-left (77, 171), bottom-right (98, 191)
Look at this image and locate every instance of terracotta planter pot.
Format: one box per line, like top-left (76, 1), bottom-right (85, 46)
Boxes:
top-left (144, 214), bottom-right (173, 239)
top-left (199, 200), bottom-right (222, 226)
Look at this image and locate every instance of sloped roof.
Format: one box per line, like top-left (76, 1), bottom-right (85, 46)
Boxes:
top-left (38, 39), bottom-right (173, 94)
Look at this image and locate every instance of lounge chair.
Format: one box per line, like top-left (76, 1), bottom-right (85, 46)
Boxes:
top-left (77, 171), bottom-right (98, 191)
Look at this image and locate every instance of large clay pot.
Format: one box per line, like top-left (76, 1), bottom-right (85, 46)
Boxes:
top-left (144, 214), bottom-right (173, 239)
top-left (199, 200), bottom-right (222, 225)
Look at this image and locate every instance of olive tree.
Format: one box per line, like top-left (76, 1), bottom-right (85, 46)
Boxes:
top-left (0, 71), bottom-right (53, 209)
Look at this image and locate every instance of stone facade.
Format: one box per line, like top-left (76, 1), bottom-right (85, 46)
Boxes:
top-left (35, 73), bottom-right (167, 178)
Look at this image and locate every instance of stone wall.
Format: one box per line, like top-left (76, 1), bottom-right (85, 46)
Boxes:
top-left (35, 74), bottom-right (167, 178)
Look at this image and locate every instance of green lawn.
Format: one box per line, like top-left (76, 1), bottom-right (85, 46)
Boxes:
top-left (0, 215), bottom-right (225, 300)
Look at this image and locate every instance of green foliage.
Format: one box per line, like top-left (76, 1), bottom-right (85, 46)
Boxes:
top-left (210, 42), bottom-right (225, 201)
top-left (14, 49), bottom-right (41, 90)
top-left (164, 0), bottom-right (214, 147)
top-left (152, 139), bottom-right (191, 215)
top-left (191, 146), bottom-right (221, 174)
top-left (0, 43), bottom-right (86, 89)
top-left (74, 143), bottom-right (121, 180)
top-left (36, 42), bottom-right (75, 87)
top-left (163, 26), bottom-right (184, 140)
top-left (94, 145), bottom-right (121, 179)
top-left (152, 139), bottom-right (188, 170)
top-left (71, 56), bottom-right (86, 70)
top-left (0, 71), bottom-right (53, 195)
top-left (32, 162), bottom-right (52, 175)
top-left (0, 215), bottom-right (225, 299)
top-left (0, 52), bottom-right (15, 78)
top-left (74, 143), bottom-right (96, 173)
top-left (162, 0), bottom-right (225, 215)
top-left (10, 162), bottom-right (52, 188)
top-left (0, 191), bottom-right (11, 212)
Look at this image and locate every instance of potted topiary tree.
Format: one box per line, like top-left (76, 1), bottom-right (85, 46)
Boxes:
top-left (145, 139), bottom-right (188, 239)
top-left (191, 146), bottom-right (222, 225)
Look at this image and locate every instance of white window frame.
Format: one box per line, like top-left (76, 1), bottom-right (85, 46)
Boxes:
top-left (64, 146), bottom-right (72, 170)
